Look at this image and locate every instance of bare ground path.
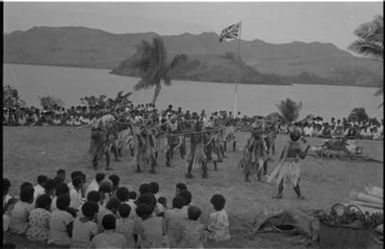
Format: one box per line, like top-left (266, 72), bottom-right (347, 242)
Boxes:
top-left (3, 126), bottom-right (383, 248)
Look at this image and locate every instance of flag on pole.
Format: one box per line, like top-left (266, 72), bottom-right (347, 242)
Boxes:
top-left (219, 22), bottom-right (241, 42)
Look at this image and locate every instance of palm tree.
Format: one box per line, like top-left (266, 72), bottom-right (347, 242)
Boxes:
top-left (348, 15), bottom-right (383, 106)
top-left (276, 98), bottom-right (302, 124)
top-left (131, 37), bottom-right (187, 105)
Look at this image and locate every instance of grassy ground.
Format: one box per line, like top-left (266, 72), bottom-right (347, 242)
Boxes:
top-left (3, 126), bottom-right (383, 249)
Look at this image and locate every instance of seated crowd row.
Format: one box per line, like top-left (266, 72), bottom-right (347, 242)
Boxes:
top-left (3, 170), bottom-right (231, 248)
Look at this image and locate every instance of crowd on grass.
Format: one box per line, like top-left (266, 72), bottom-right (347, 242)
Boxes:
top-left (3, 102), bottom-right (383, 140)
top-left (3, 169), bottom-right (231, 248)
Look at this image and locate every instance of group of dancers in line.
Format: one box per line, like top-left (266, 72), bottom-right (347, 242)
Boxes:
top-left (89, 112), bottom-right (311, 199)
top-left (88, 112), bottom-right (237, 179)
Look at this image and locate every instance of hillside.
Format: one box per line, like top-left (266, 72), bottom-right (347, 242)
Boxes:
top-left (4, 26), bottom-right (383, 86)
top-left (111, 53), bottom-right (291, 85)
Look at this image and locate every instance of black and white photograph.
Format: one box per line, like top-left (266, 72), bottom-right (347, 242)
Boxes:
top-left (3, 1), bottom-right (384, 248)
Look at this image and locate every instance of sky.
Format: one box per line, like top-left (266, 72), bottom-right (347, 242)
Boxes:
top-left (4, 1), bottom-right (383, 50)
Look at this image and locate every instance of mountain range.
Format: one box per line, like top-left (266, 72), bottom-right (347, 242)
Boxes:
top-left (4, 26), bottom-right (383, 86)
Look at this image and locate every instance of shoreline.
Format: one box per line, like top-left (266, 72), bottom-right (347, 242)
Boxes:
top-left (5, 62), bottom-right (381, 89)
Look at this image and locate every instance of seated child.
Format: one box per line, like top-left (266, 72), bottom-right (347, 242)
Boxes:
top-left (90, 214), bottom-right (127, 249)
top-left (10, 186), bottom-right (34, 235)
top-left (127, 191), bottom-right (137, 218)
top-left (26, 194), bottom-right (52, 242)
top-left (116, 204), bottom-right (135, 248)
top-left (178, 190), bottom-right (192, 217)
top-left (179, 206), bottom-right (206, 248)
top-left (163, 196), bottom-right (186, 247)
top-left (48, 194), bottom-right (74, 247)
top-left (33, 175), bottom-right (48, 201)
top-left (71, 201), bottom-right (99, 248)
top-left (97, 198), bottom-right (120, 231)
top-left (108, 175), bottom-right (120, 198)
top-left (207, 194), bottom-right (231, 242)
top-left (51, 183), bottom-right (70, 211)
top-left (134, 204), bottom-right (164, 248)
top-left (157, 197), bottom-right (167, 217)
top-left (3, 178), bottom-right (15, 232)
top-left (116, 187), bottom-right (130, 204)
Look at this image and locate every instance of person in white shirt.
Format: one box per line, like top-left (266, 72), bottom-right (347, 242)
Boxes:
top-left (303, 125), bottom-right (313, 137)
top-left (86, 173), bottom-right (106, 197)
top-left (69, 176), bottom-right (84, 210)
top-left (34, 175), bottom-right (48, 202)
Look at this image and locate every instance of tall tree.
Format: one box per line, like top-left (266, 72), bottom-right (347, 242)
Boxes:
top-left (3, 85), bottom-right (25, 109)
top-left (131, 37), bottom-right (187, 104)
top-left (348, 15), bottom-right (383, 106)
top-left (276, 98), bottom-right (302, 123)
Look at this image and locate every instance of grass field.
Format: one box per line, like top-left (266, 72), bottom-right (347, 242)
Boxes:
top-left (3, 126), bottom-right (383, 248)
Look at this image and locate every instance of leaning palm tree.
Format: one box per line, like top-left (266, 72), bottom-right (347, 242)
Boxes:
top-left (131, 37), bottom-right (187, 105)
top-left (349, 15), bottom-right (383, 106)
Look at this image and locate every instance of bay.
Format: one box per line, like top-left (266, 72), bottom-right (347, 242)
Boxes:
top-left (3, 63), bottom-right (383, 120)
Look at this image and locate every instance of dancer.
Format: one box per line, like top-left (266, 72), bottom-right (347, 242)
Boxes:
top-left (268, 129), bottom-right (310, 199)
top-left (90, 120), bottom-right (112, 170)
top-left (185, 121), bottom-right (208, 179)
top-left (205, 128), bottom-right (220, 171)
top-left (258, 130), bottom-right (276, 179)
top-left (223, 122), bottom-right (236, 152)
top-left (239, 130), bottom-right (265, 182)
top-left (165, 116), bottom-right (179, 167)
top-left (134, 123), bottom-right (158, 174)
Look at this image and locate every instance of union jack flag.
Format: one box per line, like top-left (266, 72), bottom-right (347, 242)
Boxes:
top-left (219, 22), bottom-right (241, 42)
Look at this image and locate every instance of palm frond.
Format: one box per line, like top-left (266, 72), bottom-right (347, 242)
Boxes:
top-left (348, 40), bottom-right (383, 59)
top-left (354, 15), bottom-right (383, 40)
top-left (349, 15), bottom-right (384, 60)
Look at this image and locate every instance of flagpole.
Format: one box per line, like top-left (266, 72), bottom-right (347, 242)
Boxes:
top-left (234, 22), bottom-right (241, 118)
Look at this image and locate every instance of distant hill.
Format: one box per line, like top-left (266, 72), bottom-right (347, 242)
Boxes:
top-left (4, 26), bottom-right (383, 86)
top-left (111, 52), bottom-right (291, 85)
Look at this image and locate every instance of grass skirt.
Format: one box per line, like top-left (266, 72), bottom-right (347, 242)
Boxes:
top-left (268, 159), bottom-right (300, 186)
top-left (188, 143), bottom-right (207, 168)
